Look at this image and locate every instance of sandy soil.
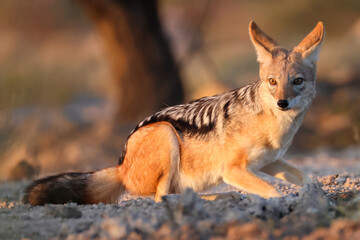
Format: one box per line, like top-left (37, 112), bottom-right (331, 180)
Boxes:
top-left (1, 148), bottom-right (360, 240)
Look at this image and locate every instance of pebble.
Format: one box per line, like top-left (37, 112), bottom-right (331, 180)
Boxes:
top-left (45, 205), bottom-right (82, 219)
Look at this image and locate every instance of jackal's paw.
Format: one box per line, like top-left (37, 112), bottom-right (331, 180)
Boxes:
top-left (264, 189), bottom-right (284, 199)
top-left (200, 191), bottom-right (244, 201)
top-left (215, 191), bottom-right (244, 200)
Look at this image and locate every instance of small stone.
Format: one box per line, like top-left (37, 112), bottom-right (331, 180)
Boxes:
top-left (45, 205), bottom-right (82, 219)
top-left (127, 231), bottom-right (142, 240)
top-left (335, 177), bottom-right (346, 185)
top-left (227, 223), bottom-right (268, 240)
top-left (306, 207), bottom-right (319, 214)
top-left (19, 215), bottom-right (31, 220)
top-left (151, 224), bottom-right (173, 240)
top-left (179, 188), bottom-right (199, 213)
top-left (101, 218), bottom-right (127, 239)
top-left (176, 224), bottom-right (201, 240)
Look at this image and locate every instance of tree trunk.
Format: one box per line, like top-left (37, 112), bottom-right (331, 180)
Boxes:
top-left (76, 0), bottom-right (184, 122)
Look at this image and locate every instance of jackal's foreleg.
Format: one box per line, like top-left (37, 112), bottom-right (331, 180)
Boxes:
top-left (259, 159), bottom-right (312, 186)
top-left (222, 167), bottom-right (283, 199)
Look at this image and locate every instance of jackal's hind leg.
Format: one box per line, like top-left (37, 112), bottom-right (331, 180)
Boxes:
top-left (123, 121), bottom-right (181, 202)
top-left (155, 128), bottom-right (180, 202)
top-left (155, 172), bottom-right (172, 202)
top-left (260, 159), bottom-right (312, 186)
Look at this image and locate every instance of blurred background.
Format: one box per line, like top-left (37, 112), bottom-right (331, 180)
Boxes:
top-left (0, 0), bottom-right (359, 180)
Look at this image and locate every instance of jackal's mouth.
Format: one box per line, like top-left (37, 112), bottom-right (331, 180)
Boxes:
top-left (278, 107), bottom-right (291, 111)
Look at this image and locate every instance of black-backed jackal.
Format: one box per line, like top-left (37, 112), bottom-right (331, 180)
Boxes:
top-left (24, 21), bottom-right (324, 205)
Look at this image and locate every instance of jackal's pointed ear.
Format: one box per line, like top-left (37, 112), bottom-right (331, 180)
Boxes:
top-left (293, 22), bottom-right (325, 65)
top-left (249, 21), bottom-right (279, 64)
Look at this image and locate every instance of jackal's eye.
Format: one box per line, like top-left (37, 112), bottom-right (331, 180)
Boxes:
top-left (268, 78), bottom-right (277, 85)
top-left (293, 78), bottom-right (304, 85)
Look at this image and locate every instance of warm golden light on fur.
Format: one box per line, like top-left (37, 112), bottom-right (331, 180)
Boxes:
top-left (24, 21), bottom-right (325, 205)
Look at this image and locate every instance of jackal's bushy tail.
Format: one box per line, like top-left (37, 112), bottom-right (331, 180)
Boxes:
top-left (23, 167), bottom-right (125, 206)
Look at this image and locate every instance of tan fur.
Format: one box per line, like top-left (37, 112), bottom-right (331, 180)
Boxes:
top-left (87, 167), bottom-right (125, 204)
top-left (115, 21), bottom-right (325, 200)
top-left (119, 122), bottom-right (180, 201)
top-left (25, 21), bottom-right (325, 205)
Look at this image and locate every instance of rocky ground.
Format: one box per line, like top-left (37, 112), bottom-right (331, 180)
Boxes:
top-left (1, 148), bottom-right (360, 240)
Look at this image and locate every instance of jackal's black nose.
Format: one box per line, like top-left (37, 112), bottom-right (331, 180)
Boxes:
top-left (277, 100), bottom-right (289, 109)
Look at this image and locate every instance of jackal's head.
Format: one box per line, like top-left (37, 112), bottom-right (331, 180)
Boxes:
top-left (249, 21), bottom-right (324, 112)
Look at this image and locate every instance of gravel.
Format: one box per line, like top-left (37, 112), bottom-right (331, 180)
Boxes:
top-left (1, 149), bottom-right (360, 240)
